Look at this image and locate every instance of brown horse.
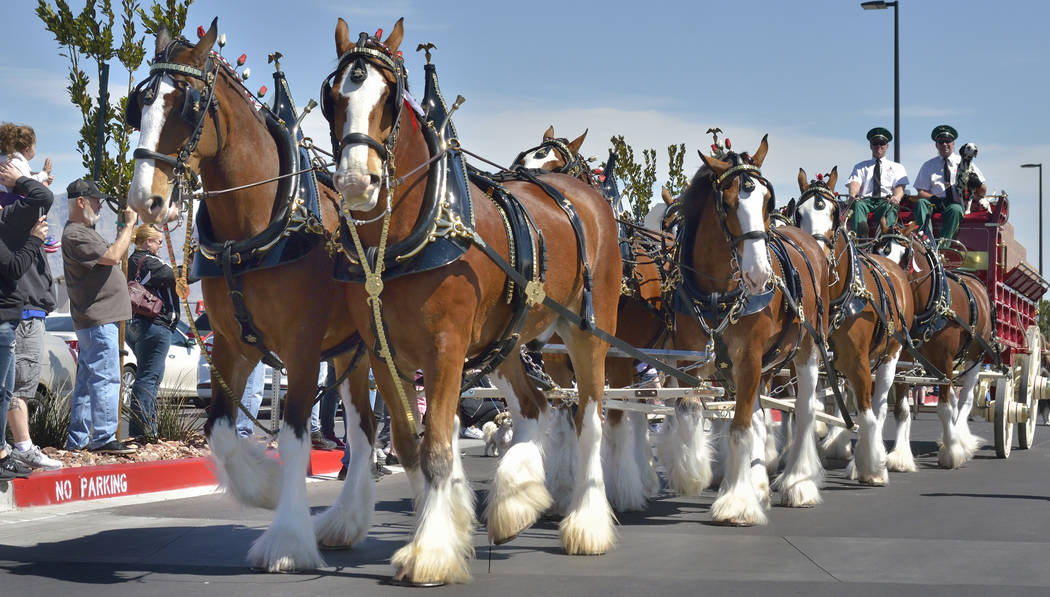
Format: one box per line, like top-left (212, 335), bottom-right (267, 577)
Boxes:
top-left (874, 224), bottom-right (995, 469)
top-left (125, 21), bottom-right (421, 572)
top-left (667, 138), bottom-right (831, 522)
top-left (323, 19), bottom-right (622, 583)
top-left (511, 128), bottom-right (667, 512)
top-left (789, 168), bottom-right (915, 484)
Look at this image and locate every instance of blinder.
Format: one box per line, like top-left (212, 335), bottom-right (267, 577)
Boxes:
top-left (792, 184), bottom-right (840, 230)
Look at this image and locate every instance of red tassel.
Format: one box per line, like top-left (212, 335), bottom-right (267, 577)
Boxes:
top-left (236, 53), bottom-right (247, 67)
top-left (725, 138), bottom-right (732, 149)
top-left (257, 85), bottom-right (268, 98)
top-left (375, 28), bottom-right (383, 40)
top-left (711, 144), bottom-right (718, 153)
top-left (196, 26), bottom-right (206, 39)
top-left (816, 173), bottom-right (824, 182)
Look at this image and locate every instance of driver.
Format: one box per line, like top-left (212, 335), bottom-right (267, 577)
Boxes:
top-left (846, 127), bottom-right (909, 237)
top-left (912, 124), bottom-right (986, 242)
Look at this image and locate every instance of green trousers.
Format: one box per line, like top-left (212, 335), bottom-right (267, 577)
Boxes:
top-left (914, 196), bottom-right (964, 240)
top-left (849, 197), bottom-right (899, 236)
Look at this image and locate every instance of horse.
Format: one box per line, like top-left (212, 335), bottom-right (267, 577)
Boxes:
top-left (322, 18), bottom-right (622, 584)
top-left (124, 20), bottom-right (423, 572)
top-left (510, 127), bottom-right (667, 512)
top-left (788, 168), bottom-right (915, 484)
top-left (666, 137), bottom-right (831, 522)
top-left (874, 224), bottom-right (996, 469)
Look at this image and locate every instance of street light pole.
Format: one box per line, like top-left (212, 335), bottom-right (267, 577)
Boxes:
top-left (1022, 163), bottom-right (1044, 275)
top-left (861, 0), bottom-right (901, 162)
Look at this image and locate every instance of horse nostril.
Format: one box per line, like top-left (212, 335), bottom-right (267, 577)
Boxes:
top-left (368, 174), bottom-right (380, 186)
top-left (149, 196), bottom-right (164, 211)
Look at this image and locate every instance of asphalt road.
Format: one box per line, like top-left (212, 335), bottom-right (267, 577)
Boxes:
top-left (2, 413), bottom-right (1049, 596)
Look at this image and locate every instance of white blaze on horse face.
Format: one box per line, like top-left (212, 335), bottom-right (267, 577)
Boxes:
top-left (520, 148), bottom-right (556, 171)
top-left (797, 199), bottom-right (835, 238)
top-left (333, 63), bottom-right (386, 210)
top-left (736, 180), bottom-right (773, 294)
top-left (129, 76), bottom-right (180, 224)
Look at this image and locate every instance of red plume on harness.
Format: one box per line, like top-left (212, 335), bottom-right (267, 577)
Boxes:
top-left (725, 137), bottom-right (732, 149)
top-left (197, 25), bottom-right (206, 38)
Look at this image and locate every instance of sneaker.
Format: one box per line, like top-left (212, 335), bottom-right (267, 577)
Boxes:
top-left (323, 432), bottom-right (346, 450)
top-left (461, 426), bottom-right (484, 440)
top-left (11, 445), bottom-right (62, 471)
top-left (0, 453), bottom-right (32, 480)
top-left (310, 431), bottom-right (337, 451)
top-left (385, 452), bottom-right (400, 465)
top-left (90, 440), bottom-right (137, 455)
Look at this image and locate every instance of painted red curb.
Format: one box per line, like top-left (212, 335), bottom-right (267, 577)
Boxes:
top-left (11, 449), bottom-right (344, 509)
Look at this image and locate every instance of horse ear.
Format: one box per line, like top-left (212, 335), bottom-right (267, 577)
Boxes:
top-left (385, 17), bottom-right (404, 53)
top-left (661, 186), bottom-right (674, 205)
top-left (567, 129), bottom-right (588, 154)
top-left (752, 134), bottom-right (769, 167)
top-left (786, 197), bottom-right (797, 217)
top-left (698, 150), bottom-right (730, 176)
top-left (336, 18), bottom-right (352, 57)
top-left (828, 166), bottom-right (838, 192)
top-left (155, 24), bottom-right (172, 57)
top-left (542, 125), bottom-right (555, 140)
top-left (797, 168), bottom-right (808, 193)
top-left (190, 17), bottom-right (218, 61)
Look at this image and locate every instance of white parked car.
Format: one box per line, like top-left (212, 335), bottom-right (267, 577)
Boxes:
top-left (32, 330), bottom-right (79, 404)
top-left (44, 313), bottom-right (201, 400)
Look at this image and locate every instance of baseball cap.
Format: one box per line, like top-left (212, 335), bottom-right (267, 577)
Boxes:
top-left (65, 178), bottom-right (107, 200)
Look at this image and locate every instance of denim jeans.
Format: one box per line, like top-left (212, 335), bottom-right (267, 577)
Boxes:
top-left (0, 319), bottom-right (19, 449)
top-left (319, 361), bottom-right (339, 438)
top-left (67, 322), bottom-right (121, 450)
top-left (236, 362), bottom-right (266, 438)
top-left (126, 318), bottom-right (172, 438)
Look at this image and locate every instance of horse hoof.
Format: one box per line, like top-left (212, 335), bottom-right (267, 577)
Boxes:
top-left (491, 532), bottom-right (520, 546)
top-left (712, 519), bottom-right (756, 527)
top-left (318, 542), bottom-right (352, 551)
top-left (390, 573), bottom-right (446, 587)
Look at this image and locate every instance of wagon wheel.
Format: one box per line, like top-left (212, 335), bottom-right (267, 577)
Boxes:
top-left (1016, 326), bottom-right (1042, 449)
top-left (993, 374), bottom-right (1015, 458)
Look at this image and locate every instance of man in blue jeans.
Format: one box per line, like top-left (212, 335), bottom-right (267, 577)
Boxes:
top-left (61, 179), bottom-right (138, 454)
top-left (236, 362), bottom-right (266, 438)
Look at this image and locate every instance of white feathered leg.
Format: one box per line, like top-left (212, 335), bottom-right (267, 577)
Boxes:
top-left (392, 418), bottom-right (476, 585)
top-left (821, 381), bottom-right (853, 462)
top-left (774, 350), bottom-right (824, 507)
top-left (560, 401), bottom-right (617, 554)
top-left (485, 375), bottom-right (552, 544)
top-left (629, 411), bottom-right (660, 498)
top-left (602, 413), bottom-right (647, 512)
top-left (853, 352), bottom-right (897, 484)
top-left (247, 424), bottom-right (325, 572)
top-left (208, 418), bottom-right (281, 510)
top-left (763, 408), bottom-right (783, 473)
top-left (656, 397), bottom-right (712, 496)
top-left (937, 397), bottom-right (967, 469)
top-left (314, 383), bottom-right (374, 548)
top-left (953, 367), bottom-right (984, 459)
top-left (750, 404), bottom-right (771, 509)
top-left (710, 426), bottom-right (767, 526)
top-left (887, 387), bottom-right (917, 472)
top-left (544, 404), bottom-right (577, 516)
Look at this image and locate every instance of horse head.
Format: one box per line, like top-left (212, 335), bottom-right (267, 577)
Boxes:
top-left (872, 221), bottom-right (922, 272)
top-left (791, 166), bottom-right (839, 254)
top-left (513, 126), bottom-right (589, 175)
top-left (324, 18), bottom-right (406, 211)
top-left (127, 18), bottom-right (223, 224)
top-left (696, 135), bottom-right (774, 294)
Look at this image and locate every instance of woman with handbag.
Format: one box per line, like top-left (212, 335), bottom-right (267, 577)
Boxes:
top-left (126, 225), bottom-right (179, 440)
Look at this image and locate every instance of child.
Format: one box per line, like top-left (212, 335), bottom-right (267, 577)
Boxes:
top-left (0, 123), bottom-right (59, 252)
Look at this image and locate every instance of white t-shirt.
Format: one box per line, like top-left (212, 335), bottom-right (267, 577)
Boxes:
top-left (0, 152), bottom-right (49, 193)
top-left (847, 158), bottom-right (909, 198)
top-left (914, 153), bottom-right (986, 198)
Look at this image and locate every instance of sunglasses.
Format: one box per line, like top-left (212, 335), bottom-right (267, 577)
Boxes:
top-left (871, 140), bottom-right (889, 146)
top-left (936, 138), bottom-right (954, 144)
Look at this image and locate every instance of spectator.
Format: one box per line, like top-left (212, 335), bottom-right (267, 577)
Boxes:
top-left (236, 362), bottom-right (266, 438)
top-left (310, 361), bottom-right (337, 450)
top-left (0, 162), bottom-right (50, 479)
top-left (847, 127), bottom-right (909, 237)
top-left (61, 178), bottom-right (138, 455)
top-left (7, 159), bottom-right (61, 471)
top-left (317, 360), bottom-right (345, 449)
top-left (126, 224), bottom-right (179, 440)
top-left (913, 124), bottom-right (987, 242)
top-left (0, 123), bottom-right (59, 252)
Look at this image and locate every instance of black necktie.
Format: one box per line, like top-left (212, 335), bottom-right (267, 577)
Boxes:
top-left (943, 158), bottom-right (954, 203)
top-left (872, 160), bottom-right (882, 198)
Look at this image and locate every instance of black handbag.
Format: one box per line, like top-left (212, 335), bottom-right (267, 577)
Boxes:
top-left (128, 258), bottom-right (163, 319)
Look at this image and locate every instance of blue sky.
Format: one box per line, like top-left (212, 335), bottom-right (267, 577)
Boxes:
top-left (3, 0), bottom-right (1050, 290)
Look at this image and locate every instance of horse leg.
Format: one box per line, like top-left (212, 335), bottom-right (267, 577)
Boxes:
top-left (314, 355), bottom-right (375, 549)
top-left (749, 399), bottom-right (771, 508)
top-left (856, 350), bottom-right (899, 485)
top-left (952, 366), bottom-right (983, 459)
top-left (657, 394), bottom-right (712, 496)
top-left (391, 357), bottom-right (475, 585)
top-left (820, 381), bottom-right (853, 461)
top-left (602, 358), bottom-right (648, 512)
top-left (937, 381), bottom-right (967, 469)
top-left (559, 326), bottom-right (616, 555)
top-left (384, 375), bottom-right (424, 504)
top-left (247, 355), bottom-right (326, 572)
top-left (887, 383), bottom-right (917, 472)
top-left (486, 355), bottom-right (553, 543)
top-left (711, 351), bottom-right (767, 526)
top-left (544, 401), bottom-right (577, 516)
top-left (774, 348), bottom-right (824, 507)
top-left (204, 333), bottom-right (279, 510)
